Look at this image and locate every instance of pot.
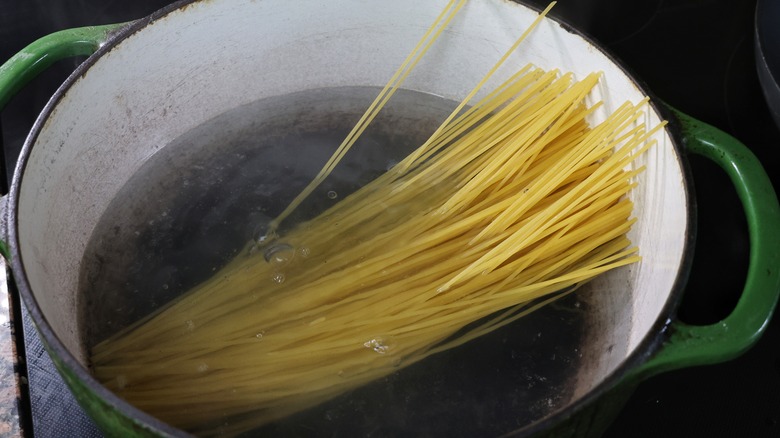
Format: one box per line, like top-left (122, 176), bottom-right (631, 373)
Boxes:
top-left (0, 0), bottom-right (778, 436)
top-left (756, 0), bottom-right (780, 129)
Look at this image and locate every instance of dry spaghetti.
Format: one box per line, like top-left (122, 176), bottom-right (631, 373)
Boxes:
top-left (91, 1), bottom-right (664, 435)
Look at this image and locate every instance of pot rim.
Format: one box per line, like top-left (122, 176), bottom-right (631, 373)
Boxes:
top-left (6, 0), bottom-right (696, 436)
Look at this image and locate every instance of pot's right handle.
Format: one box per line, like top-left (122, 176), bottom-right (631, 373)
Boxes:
top-left (633, 108), bottom-right (780, 379)
top-left (0, 23), bottom-right (127, 260)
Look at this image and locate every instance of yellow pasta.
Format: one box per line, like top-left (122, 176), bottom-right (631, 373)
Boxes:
top-left (90, 1), bottom-right (663, 436)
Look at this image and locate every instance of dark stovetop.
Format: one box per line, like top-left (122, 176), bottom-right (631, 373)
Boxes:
top-left (1, 0), bottom-right (778, 437)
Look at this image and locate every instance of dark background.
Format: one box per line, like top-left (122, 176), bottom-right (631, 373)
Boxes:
top-left (1, 0), bottom-right (778, 436)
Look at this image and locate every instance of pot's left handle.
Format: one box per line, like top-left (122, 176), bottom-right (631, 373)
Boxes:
top-left (0, 23), bottom-right (127, 260)
top-left (0, 24), bottom-right (127, 110)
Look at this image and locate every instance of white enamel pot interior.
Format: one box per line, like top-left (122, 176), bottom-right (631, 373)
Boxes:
top-left (10, 0), bottom-right (690, 435)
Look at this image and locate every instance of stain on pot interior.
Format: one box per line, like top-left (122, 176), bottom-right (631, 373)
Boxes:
top-left (569, 276), bottom-right (635, 401)
top-left (78, 86), bottom-right (590, 436)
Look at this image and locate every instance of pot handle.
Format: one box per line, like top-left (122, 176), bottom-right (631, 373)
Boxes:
top-left (0, 23), bottom-right (126, 112)
top-left (0, 23), bottom-right (127, 260)
top-left (633, 108), bottom-right (780, 379)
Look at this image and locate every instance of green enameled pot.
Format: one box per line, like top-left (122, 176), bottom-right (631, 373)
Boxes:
top-left (0, 0), bottom-right (778, 436)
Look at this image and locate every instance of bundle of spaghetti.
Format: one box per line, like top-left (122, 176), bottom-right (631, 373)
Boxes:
top-left (90, 2), bottom-right (665, 436)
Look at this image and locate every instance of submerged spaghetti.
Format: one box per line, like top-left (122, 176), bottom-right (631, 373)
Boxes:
top-left (90, 1), bottom-right (664, 436)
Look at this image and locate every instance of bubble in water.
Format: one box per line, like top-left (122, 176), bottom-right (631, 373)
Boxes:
top-left (297, 246), bottom-right (311, 258)
top-left (252, 220), bottom-right (278, 247)
top-left (272, 272), bottom-right (286, 284)
top-left (327, 190), bottom-right (338, 199)
top-left (325, 410), bottom-right (336, 421)
top-left (363, 336), bottom-right (396, 355)
top-left (263, 243), bottom-right (294, 266)
top-left (184, 320), bottom-right (195, 331)
top-left (196, 363), bottom-right (209, 373)
top-left (255, 331), bottom-right (265, 340)
top-left (162, 283), bottom-right (169, 290)
top-left (116, 374), bottom-right (128, 389)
